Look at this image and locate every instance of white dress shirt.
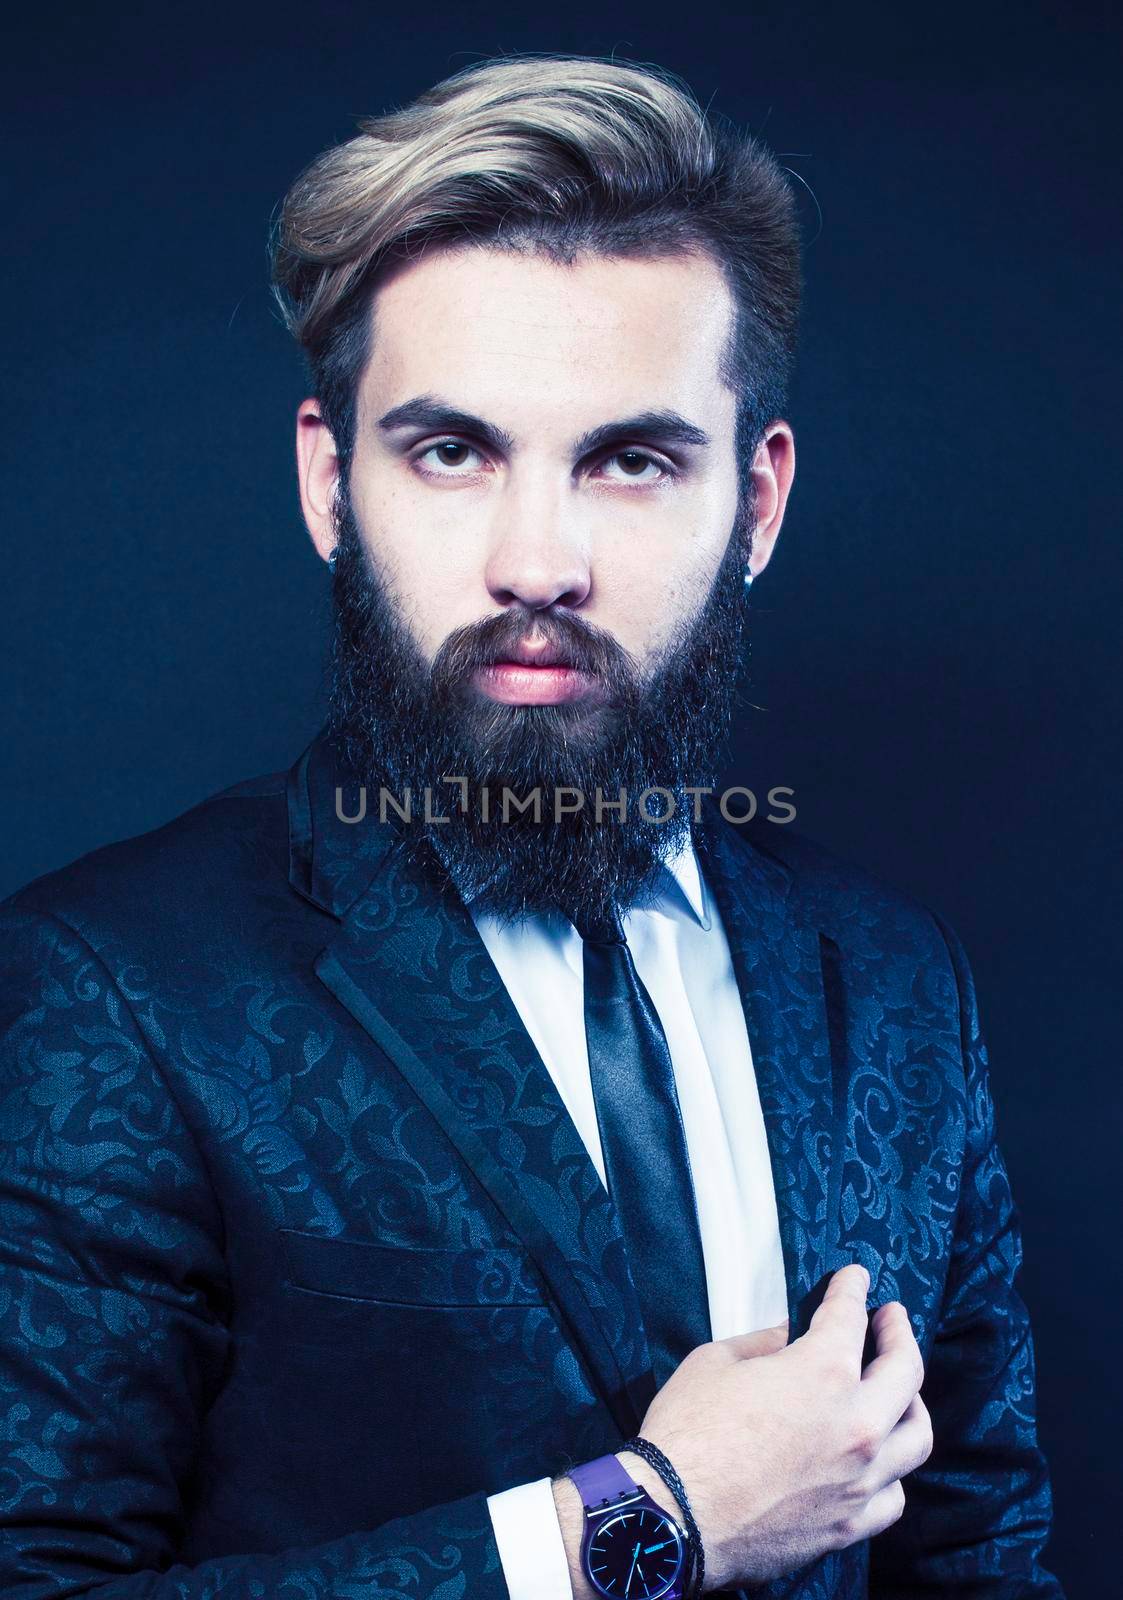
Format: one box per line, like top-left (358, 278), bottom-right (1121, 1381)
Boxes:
top-left (470, 836), bottom-right (788, 1600)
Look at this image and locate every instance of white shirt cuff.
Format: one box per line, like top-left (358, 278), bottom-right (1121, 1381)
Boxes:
top-left (487, 1475), bottom-right (573, 1600)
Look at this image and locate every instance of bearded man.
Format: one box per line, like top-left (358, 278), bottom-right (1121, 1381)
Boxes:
top-left (0, 53), bottom-right (1062, 1600)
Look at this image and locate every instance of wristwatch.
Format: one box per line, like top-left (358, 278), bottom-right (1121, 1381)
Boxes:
top-left (568, 1453), bottom-right (688, 1600)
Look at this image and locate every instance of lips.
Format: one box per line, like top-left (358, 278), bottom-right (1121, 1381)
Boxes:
top-left (468, 625), bottom-right (605, 706)
top-left (474, 659), bottom-right (596, 706)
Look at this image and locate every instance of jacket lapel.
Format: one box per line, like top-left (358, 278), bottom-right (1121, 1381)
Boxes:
top-left (696, 806), bottom-right (847, 1337)
top-left (287, 734), bottom-right (655, 1438)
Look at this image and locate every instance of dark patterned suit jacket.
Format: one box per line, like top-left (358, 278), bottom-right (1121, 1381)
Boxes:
top-left (0, 731), bottom-right (1062, 1598)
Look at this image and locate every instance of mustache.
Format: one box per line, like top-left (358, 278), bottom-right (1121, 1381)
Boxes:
top-left (429, 604), bottom-right (640, 697)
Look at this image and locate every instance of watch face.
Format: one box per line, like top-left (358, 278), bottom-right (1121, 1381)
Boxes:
top-left (586, 1503), bottom-right (684, 1599)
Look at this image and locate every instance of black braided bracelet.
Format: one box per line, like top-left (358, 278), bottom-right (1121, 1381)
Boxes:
top-left (620, 1434), bottom-right (706, 1599)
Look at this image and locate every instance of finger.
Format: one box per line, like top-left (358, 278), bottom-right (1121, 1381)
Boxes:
top-left (863, 1394), bottom-right (934, 1492)
top-left (861, 1479), bottom-right (907, 1541)
top-left (858, 1302), bottom-right (924, 1424)
top-left (805, 1264), bottom-right (870, 1373)
top-left (719, 1320), bottom-right (789, 1361)
top-left (833, 1479), bottom-right (906, 1551)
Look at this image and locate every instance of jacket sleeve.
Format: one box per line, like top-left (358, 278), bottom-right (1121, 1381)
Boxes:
top-left (0, 902), bottom-right (510, 1600)
top-left (869, 914), bottom-right (1065, 1598)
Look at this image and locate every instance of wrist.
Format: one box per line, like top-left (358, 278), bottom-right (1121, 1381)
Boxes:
top-left (614, 1449), bottom-right (680, 1512)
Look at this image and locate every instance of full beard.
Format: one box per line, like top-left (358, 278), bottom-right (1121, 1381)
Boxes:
top-left (326, 482), bottom-right (755, 928)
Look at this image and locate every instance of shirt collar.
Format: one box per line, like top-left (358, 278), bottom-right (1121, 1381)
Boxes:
top-left (655, 829), bottom-right (710, 930)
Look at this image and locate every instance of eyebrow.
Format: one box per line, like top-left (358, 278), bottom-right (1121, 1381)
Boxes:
top-left (376, 394), bottom-right (712, 457)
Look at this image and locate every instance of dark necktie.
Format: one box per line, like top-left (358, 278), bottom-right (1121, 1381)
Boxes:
top-left (574, 902), bottom-right (712, 1388)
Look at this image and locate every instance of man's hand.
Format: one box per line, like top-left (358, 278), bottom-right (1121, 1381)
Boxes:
top-left (629, 1263), bottom-right (933, 1588)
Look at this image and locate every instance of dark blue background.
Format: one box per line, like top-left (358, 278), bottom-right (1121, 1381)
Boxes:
top-left (3, 1), bottom-right (1119, 1590)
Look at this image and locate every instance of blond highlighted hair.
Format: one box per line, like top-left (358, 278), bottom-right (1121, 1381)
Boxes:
top-left (272, 54), bottom-right (800, 470)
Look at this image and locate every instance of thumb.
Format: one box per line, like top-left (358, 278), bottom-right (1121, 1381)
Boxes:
top-left (721, 1320), bottom-right (790, 1360)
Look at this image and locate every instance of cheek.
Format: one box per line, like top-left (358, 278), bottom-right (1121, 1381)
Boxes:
top-left (598, 515), bottom-right (730, 658)
top-left (379, 544), bottom-right (487, 660)
top-left (351, 479), bottom-right (492, 659)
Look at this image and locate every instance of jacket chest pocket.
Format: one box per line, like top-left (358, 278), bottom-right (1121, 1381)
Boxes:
top-left (277, 1227), bottom-right (546, 1309)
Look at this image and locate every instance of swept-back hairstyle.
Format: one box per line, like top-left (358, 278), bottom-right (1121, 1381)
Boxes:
top-left (271, 54), bottom-right (801, 480)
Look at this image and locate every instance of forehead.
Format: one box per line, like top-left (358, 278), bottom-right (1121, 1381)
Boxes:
top-left (359, 245), bottom-right (737, 428)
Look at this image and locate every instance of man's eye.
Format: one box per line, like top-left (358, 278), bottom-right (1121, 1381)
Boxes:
top-left (598, 450), bottom-right (673, 484)
top-left (415, 440), bottom-right (484, 475)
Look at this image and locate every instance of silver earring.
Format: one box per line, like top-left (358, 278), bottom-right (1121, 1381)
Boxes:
top-left (743, 568), bottom-right (754, 587)
top-left (327, 548), bottom-right (338, 573)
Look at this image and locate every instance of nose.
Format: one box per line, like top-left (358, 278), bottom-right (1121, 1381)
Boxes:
top-left (483, 477), bottom-right (592, 612)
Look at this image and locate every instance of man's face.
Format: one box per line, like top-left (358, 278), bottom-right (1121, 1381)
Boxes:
top-left (345, 244), bottom-right (743, 691)
top-left (297, 243), bottom-right (793, 923)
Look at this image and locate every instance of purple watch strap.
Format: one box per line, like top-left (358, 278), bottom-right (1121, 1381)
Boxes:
top-left (569, 1453), bottom-right (640, 1511)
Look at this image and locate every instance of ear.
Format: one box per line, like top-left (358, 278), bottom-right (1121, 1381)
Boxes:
top-left (295, 397), bottom-right (341, 565)
top-left (746, 421), bottom-right (796, 578)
